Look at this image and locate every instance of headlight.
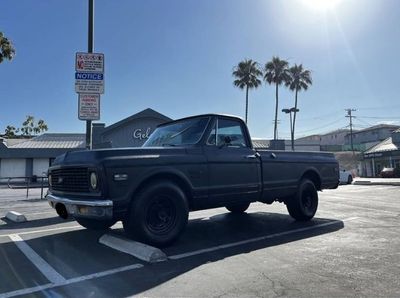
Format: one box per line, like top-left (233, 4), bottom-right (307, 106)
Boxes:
top-left (48, 174), bottom-right (52, 186)
top-left (90, 172), bottom-right (98, 190)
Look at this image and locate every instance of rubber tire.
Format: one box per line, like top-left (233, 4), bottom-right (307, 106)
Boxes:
top-left (76, 218), bottom-right (116, 230)
top-left (226, 202), bottom-right (250, 214)
top-left (286, 179), bottom-right (318, 221)
top-left (123, 180), bottom-right (189, 247)
top-left (347, 175), bottom-right (353, 184)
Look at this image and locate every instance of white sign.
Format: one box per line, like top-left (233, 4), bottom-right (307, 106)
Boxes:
top-left (79, 94), bottom-right (100, 120)
top-left (75, 52), bottom-right (104, 72)
top-left (75, 72), bottom-right (104, 94)
top-left (75, 52), bottom-right (105, 94)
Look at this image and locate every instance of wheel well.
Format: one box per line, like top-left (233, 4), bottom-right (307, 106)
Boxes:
top-left (301, 170), bottom-right (321, 190)
top-left (132, 173), bottom-right (193, 208)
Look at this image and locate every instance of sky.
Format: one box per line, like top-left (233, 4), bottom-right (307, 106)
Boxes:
top-left (1, 0), bottom-right (400, 139)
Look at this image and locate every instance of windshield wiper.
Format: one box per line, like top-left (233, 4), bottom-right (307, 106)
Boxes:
top-left (161, 143), bottom-right (176, 147)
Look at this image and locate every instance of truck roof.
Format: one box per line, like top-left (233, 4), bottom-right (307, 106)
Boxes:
top-left (158, 113), bottom-right (245, 127)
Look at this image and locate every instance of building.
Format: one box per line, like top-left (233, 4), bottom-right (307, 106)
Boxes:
top-left (361, 128), bottom-right (400, 177)
top-left (0, 134), bottom-right (85, 180)
top-left (344, 124), bottom-right (400, 151)
top-left (0, 108), bottom-right (172, 180)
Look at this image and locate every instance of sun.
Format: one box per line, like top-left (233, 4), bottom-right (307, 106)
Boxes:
top-left (301, 0), bottom-right (342, 12)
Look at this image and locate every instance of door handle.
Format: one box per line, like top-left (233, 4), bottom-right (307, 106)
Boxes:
top-left (270, 153), bottom-right (277, 159)
top-left (244, 154), bottom-right (257, 159)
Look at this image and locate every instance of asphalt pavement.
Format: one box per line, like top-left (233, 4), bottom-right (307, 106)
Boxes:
top-left (0, 185), bottom-right (399, 297)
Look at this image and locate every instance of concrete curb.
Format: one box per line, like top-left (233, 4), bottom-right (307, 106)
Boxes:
top-left (5, 211), bottom-right (27, 222)
top-left (353, 181), bottom-right (400, 186)
top-left (99, 233), bottom-right (167, 263)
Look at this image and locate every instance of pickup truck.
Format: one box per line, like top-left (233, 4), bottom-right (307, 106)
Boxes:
top-left (47, 114), bottom-right (339, 246)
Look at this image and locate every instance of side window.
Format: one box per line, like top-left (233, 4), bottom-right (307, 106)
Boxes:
top-left (207, 122), bottom-right (217, 145)
top-left (217, 118), bottom-right (248, 148)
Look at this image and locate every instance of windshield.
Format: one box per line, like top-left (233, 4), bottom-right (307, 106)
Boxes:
top-left (143, 117), bottom-right (210, 147)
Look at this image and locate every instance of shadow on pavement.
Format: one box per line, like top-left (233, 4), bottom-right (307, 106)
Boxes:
top-left (0, 216), bottom-right (74, 231)
top-left (0, 211), bottom-right (344, 297)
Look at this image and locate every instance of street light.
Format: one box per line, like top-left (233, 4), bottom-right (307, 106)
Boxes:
top-left (282, 107), bottom-right (299, 151)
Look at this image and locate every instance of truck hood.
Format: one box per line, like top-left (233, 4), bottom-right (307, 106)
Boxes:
top-left (52, 147), bottom-right (188, 166)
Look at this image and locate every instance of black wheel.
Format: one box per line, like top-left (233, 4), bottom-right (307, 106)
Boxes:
top-left (123, 180), bottom-right (189, 247)
top-left (76, 218), bottom-right (116, 230)
top-left (226, 202), bottom-right (250, 213)
top-left (347, 175), bottom-right (353, 184)
top-left (286, 179), bottom-right (318, 221)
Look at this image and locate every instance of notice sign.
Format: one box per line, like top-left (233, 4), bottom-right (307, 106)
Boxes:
top-left (75, 72), bottom-right (104, 94)
top-left (79, 94), bottom-right (100, 120)
top-left (75, 52), bottom-right (104, 72)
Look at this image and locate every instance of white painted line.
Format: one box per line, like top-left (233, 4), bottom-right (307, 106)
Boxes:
top-left (24, 211), bottom-right (55, 216)
top-left (169, 217), bottom-right (359, 260)
top-left (5, 211), bottom-right (27, 223)
top-left (62, 263), bottom-right (143, 284)
top-left (99, 234), bottom-right (167, 263)
top-left (0, 225), bottom-right (82, 238)
top-left (0, 264), bottom-right (143, 298)
top-left (323, 201), bottom-right (400, 216)
top-left (8, 234), bottom-right (66, 284)
top-left (0, 283), bottom-right (54, 298)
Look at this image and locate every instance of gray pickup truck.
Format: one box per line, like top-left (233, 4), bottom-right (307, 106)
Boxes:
top-left (47, 114), bottom-right (339, 246)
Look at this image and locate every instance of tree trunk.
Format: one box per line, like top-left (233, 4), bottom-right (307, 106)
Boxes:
top-left (245, 85), bottom-right (249, 124)
top-left (292, 89), bottom-right (299, 151)
top-left (274, 83), bottom-right (279, 140)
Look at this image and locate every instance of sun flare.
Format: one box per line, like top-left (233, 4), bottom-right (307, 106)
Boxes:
top-left (301, 0), bottom-right (342, 11)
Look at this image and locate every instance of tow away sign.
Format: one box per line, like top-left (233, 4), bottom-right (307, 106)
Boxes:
top-left (75, 52), bottom-right (104, 94)
top-left (75, 52), bottom-right (104, 72)
top-left (78, 94), bottom-right (100, 120)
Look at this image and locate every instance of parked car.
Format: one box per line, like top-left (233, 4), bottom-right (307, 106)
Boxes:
top-left (380, 167), bottom-right (400, 178)
top-left (47, 114), bottom-right (339, 247)
top-left (339, 169), bottom-right (353, 184)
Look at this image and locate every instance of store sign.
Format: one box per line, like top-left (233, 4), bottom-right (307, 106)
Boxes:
top-left (78, 94), bottom-right (100, 120)
top-left (133, 128), bottom-right (151, 140)
top-left (364, 152), bottom-right (383, 158)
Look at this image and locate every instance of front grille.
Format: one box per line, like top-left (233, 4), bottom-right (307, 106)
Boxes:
top-left (51, 167), bottom-right (89, 193)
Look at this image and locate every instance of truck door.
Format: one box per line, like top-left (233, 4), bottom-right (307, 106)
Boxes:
top-left (204, 117), bottom-right (261, 204)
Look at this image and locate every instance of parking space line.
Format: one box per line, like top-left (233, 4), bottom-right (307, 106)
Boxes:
top-left (8, 234), bottom-right (66, 284)
top-left (0, 225), bottom-right (82, 238)
top-left (322, 201), bottom-right (400, 216)
top-left (169, 217), bottom-right (359, 260)
top-left (0, 264), bottom-right (144, 298)
top-left (0, 283), bottom-right (54, 298)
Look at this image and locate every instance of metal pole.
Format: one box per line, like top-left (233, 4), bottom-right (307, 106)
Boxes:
top-left (289, 111), bottom-right (293, 151)
top-left (86, 0), bottom-right (94, 149)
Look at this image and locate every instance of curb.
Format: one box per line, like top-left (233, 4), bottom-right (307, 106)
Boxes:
top-left (5, 211), bottom-right (27, 222)
top-left (99, 233), bottom-right (167, 263)
top-left (353, 181), bottom-right (400, 186)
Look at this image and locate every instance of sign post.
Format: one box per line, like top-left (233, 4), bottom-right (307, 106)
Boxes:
top-left (74, 0), bottom-right (105, 150)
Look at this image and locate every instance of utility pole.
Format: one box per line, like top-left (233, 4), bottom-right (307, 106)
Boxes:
top-left (86, 0), bottom-right (94, 149)
top-left (345, 108), bottom-right (356, 154)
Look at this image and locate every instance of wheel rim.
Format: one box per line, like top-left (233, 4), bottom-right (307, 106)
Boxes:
top-left (146, 195), bottom-right (177, 235)
top-left (301, 185), bottom-right (317, 216)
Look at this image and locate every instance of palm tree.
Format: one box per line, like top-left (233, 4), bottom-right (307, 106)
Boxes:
top-left (264, 57), bottom-right (290, 140)
top-left (233, 59), bottom-right (262, 124)
top-left (0, 32), bottom-right (15, 64)
top-left (287, 64), bottom-right (312, 150)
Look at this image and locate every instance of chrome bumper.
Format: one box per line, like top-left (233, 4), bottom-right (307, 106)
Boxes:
top-left (47, 194), bottom-right (113, 219)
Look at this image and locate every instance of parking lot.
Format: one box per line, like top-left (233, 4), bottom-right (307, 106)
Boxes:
top-left (0, 185), bottom-right (399, 298)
